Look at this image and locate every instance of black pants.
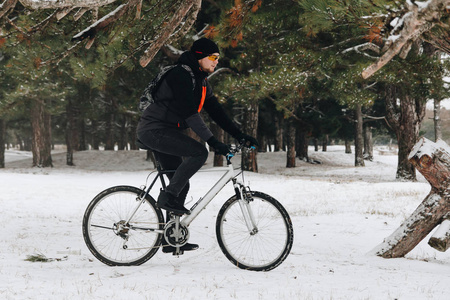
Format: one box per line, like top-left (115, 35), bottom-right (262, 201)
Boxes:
top-left (137, 128), bottom-right (208, 203)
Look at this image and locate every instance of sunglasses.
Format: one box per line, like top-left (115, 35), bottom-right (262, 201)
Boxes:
top-left (207, 55), bottom-right (220, 61)
top-left (195, 51), bottom-right (220, 61)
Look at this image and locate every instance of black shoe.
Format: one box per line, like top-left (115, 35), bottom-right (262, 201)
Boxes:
top-left (157, 190), bottom-right (190, 215)
top-left (162, 242), bottom-right (199, 254)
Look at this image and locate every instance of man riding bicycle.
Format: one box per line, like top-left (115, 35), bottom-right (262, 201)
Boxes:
top-left (137, 38), bottom-right (258, 253)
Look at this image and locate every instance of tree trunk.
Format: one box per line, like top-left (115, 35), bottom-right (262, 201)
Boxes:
top-left (322, 134), bottom-right (328, 152)
top-left (258, 131), bottom-right (267, 153)
top-left (104, 112), bottom-right (115, 150)
top-left (129, 118), bottom-right (138, 150)
top-left (66, 99), bottom-right (76, 166)
top-left (210, 123), bottom-right (224, 167)
top-left (274, 112), bottom-right (284, 152)
top-left (384, 84), bottom-right (425, 180)
top-left (286, 118), bottom-right (296, 168)
top-left (314, 138), bottom-right (319, 152)
top-left (42, 104), bottom-right (52, 166)
top-left (30, 99), bottom-right (53, 167)
top-left (373, 138), bottom-right (450, 258)
top-left (79, 115), bottom-right (87, 151)
top-left (241, 103), bottom-right (258, 172)
top-left (345, 138), bottom-right (352, 154)
top-left (434, 99), bottom-right (442, 142)
top-left (363, 124), bottom-right (373, 161)
top-left (296, 130), bottom-right (309, 161)
top-left (354, 104), bottom-right (364, 167)
top-left (91, 119), bottom-right (100, 150)
top-left (0, 119), bottom-right (5, 168)
top-left (118, 115), bottom-right (127, 150)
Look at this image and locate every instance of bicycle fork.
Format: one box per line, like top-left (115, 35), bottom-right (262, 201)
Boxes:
top-left (232, 178), bottom-right (258, 235)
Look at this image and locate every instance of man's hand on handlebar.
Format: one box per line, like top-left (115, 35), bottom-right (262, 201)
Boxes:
top-left (207, 137), bottom-right (231, 156)
top-left (235, 133), bottom-right (259, 148)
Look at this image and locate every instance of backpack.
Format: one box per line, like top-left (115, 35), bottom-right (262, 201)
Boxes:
top-left (139, 64), bottom-right (195, 113)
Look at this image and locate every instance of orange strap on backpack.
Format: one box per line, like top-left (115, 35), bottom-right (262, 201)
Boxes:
top-left (198, 86), bottom-right (207, 112)
top-left (178, 84), bottom-right (207, 127)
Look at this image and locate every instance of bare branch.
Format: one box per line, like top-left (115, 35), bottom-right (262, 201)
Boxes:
top-left (136, 0), bottom-right (142, 19)
top-left (207, 67), bottom-right (237, 79)
top-left (139, 0), bottom-right (198, 67)
top-left (19, 0), bottom-right (117, 9)
top-left (41, 40), bottom-right (83, 66)
top-left (168, 0), bottom-right (201, 43)
top-left (341, 42), bottom-right (381, 59)
top-left (56, 7), bottom-right (74, 20)
top-left (0, 0), bottom-right (17, 19)
top-left (161, 44), bottom-right (183, 62)
top-left (72, 0), bottom-right (139, 42)
top-left (73, 7), bottom-right (89, 21)
top-left (84, 7), bottom-right (98, 49)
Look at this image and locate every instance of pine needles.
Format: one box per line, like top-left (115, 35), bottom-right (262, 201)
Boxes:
top-left (24, 253), bottom-right (67, 262)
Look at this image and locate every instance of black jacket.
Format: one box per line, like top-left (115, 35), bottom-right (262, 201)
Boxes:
top-left (137, 51), bottom-right (240, 142)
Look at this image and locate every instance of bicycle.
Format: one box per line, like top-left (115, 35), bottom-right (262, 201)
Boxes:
top-left (82, 141), bottom-right (294, 271)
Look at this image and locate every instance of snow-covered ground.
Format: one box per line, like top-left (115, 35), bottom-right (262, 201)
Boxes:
top-left (1, 146), bottom-right (449, 300)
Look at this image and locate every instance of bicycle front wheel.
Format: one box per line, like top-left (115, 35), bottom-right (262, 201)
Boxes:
top-left (82, 186), bottom-right (164, 266)
top-left (216, 191), bottom-right (293, 271)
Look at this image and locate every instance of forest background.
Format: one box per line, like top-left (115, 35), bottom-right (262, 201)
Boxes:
top-left (1, 0), bottom-right (450, 181)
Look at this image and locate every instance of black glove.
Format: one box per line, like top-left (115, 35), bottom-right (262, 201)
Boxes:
top-left (207, 137), bottom-right (231, 156)
top-left (235, 133), bottom-right (259, 148)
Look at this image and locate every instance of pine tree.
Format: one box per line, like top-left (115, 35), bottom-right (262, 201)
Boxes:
top-left (297, 0), bottom-right (450, 177)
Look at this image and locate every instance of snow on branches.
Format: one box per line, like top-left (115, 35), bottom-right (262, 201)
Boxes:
top-left (1, 0), bottom-right (202, 68)
top-left (362, 0), bottom-right (450, 79)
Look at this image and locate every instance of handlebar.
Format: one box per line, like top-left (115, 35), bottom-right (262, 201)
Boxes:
top-left (225, 140), bottom-right (255, 165)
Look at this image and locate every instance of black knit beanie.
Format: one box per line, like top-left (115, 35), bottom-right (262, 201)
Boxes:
top-left (191, 38), bottom-right (220, 60)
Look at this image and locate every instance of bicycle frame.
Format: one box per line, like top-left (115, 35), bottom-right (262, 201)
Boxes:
top-left (128, 157), bottom-right (252, 228)
top-left (182, 163), bottom-right (236, 226)
top-left (125, 144), bottom-right (258, 241)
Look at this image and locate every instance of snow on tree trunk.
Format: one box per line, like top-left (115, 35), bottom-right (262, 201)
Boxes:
top-left (428, 217), bottom-right (450, 252)
top-left (434, 99), bottom-right (442, 142)
top-left (372, 138), bottom-right (450, 258)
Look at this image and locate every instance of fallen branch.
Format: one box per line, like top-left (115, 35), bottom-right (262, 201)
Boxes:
top-left (372, 138), bottom-right (450, 258)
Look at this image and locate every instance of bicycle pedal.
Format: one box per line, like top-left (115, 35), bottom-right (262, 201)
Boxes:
top-left (173, 250), bottom-right (184, 256)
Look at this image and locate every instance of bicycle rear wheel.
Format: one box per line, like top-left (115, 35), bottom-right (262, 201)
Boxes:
top-left (216, 191), bottom-right (293, 271)
top-left (82, 186), bottom-right (164, 266)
